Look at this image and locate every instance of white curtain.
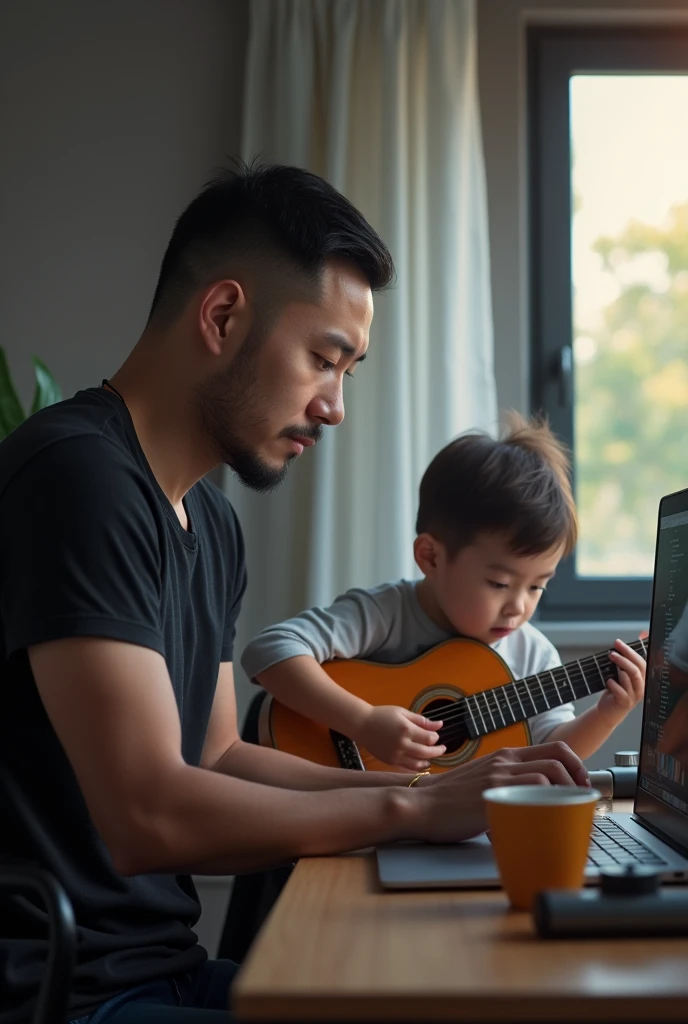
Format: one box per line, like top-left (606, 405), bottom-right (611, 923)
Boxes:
top-left (225, 0), bottom-right (496, 719)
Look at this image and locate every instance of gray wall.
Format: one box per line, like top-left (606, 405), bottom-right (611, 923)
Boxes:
top-left (1, 0), bottom-right (250, 960)
top-left (2, 0), bottom-right (249, 410)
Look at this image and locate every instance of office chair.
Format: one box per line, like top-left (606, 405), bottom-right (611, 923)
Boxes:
top-left (0, 863), bottom-right (76, 1024)
top-left (217, 689), bottom-right (294, 963)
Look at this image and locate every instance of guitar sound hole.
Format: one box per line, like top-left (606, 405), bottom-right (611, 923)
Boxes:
top-left (422, 698), bottom-right (469, 754)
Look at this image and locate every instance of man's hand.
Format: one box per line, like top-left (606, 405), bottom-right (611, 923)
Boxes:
top-left (356, 705), bottom-right (446, 771)
top-left (597, 639), bottom-right (646, 723)
top-left (406, 741), bottom-right (589, 844)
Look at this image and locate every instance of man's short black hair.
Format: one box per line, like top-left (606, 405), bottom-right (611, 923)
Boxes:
top-left (148, 161), bottom-right (395, 325)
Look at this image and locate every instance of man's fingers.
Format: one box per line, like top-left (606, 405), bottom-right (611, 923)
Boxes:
top-left (514, 741), bottom-right (589, 787)
top-left (503, 759), bottom-right (577, 785)
top-left (491, 770), bottom-right (552, 786)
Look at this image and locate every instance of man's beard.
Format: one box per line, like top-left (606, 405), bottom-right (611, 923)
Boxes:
top-left (193, 330), bottom-right (320, 493)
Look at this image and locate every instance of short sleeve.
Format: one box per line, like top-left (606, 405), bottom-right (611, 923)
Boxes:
top-left (220, 503), bottom-right (247, 662)
top-left (0, 436), bottom-right (165, 658)
top-left (241, 587), bottom-right (393, 681)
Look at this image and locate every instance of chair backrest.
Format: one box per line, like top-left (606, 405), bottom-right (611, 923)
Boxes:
top-left (0, 762), bottom-right (76, 1024)
top-left (0, 864), bottom-right (76, 1024)
top-left (0, 864), bottom-right (75, 1024)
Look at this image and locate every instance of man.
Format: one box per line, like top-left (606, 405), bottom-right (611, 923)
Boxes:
top-left (0, 163), bottom-right (588, 1022)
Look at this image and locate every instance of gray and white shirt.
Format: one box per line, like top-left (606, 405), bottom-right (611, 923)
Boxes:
top-left (241, 578), bottom-right (575, 745)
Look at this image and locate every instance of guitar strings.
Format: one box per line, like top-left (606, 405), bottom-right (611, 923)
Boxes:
top-left (423, 637), bottom-right (647, 728)
top-left (355, 638), bottom-right (647, 767)
top-left (358, 638), bottom-right (647, 765)
top-left (408, 638), bottom-right (646, 731)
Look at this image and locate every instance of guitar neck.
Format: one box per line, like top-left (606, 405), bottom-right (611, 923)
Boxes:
top-left (462, 636), bottom-right (648, 740)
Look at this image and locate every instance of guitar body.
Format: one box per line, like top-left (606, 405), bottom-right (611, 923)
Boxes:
top-left (259, 638), bottom-right (531, 773)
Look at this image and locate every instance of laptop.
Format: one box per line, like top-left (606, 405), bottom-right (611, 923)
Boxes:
top-left (377, 485), bottom-right (688, 889)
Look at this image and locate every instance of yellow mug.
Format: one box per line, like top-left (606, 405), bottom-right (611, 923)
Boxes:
top-left (483, 785), bottom-right (601, 911)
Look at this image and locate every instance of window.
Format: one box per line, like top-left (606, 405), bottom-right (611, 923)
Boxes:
top-left (529, 27), bottom-right (688, 621)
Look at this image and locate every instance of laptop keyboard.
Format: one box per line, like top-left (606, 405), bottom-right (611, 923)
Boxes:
top-left (587, 816), bottom-right (667, 869)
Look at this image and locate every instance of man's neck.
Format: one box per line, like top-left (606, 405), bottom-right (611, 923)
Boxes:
top-left (106, 362), bottom-right (218, 508)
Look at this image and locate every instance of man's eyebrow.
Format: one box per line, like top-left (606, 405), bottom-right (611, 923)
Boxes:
top-left (323, 332), bottom-right (367, 363)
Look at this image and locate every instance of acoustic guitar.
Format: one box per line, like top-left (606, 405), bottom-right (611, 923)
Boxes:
top-left (258, 636), bottom-right (647, 773)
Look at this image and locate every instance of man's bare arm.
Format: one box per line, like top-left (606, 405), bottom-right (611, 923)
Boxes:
top-left (30, 638), bottom-right (588, 878)
top-left (201, 662), bottom-right (415, 788)
top-left (29, 638), bottom-right (417, 874)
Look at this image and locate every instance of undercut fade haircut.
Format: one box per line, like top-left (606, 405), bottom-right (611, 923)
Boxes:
top-left (147, 160), bottom-right (395, 326)
top-left (416, 412), bottom-right (578, 559)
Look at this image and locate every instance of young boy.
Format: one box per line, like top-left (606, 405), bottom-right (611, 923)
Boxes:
top-left (241, 415), bottom-right (646, 771)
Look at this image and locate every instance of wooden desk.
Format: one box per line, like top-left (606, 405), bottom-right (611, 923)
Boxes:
top-left (234, 801), bottom-right (688, 1022)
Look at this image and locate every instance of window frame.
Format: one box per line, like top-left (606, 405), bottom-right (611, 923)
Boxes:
top-left (528, 25), bottom-right (688, 622)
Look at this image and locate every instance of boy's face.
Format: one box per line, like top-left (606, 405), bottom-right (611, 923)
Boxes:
top-left (420, 532), bottom-right (563, 646)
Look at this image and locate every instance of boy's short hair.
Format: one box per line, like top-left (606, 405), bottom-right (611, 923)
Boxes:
top-left (416, 412), bottom-right (578, 559)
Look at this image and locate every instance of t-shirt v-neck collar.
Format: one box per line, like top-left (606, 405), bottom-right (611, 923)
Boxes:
top-left (95, 387), bottom-right (197, 551)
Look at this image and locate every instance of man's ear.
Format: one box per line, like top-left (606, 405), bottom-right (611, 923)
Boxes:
top-left (198, 279), bottom-right (248, 356)
top-left (413, 533), bottom-right (442, 577)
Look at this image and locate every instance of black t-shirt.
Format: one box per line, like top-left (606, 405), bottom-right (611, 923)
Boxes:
top-left (0, 388), bottom-right (247, 1018)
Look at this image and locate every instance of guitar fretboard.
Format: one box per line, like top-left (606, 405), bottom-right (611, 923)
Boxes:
top-left (460, 637), bottom-right (647, 740)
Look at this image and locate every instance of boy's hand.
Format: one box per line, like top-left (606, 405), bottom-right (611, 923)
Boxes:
top-left (597, 638), bottom-right (646, 723)
top-left (357, 705), bottom-right (446, 771)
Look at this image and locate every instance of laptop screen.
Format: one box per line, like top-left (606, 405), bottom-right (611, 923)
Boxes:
top-left (636, 487), bottom-right (688, 851)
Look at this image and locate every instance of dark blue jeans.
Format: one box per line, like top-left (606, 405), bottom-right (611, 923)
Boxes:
top-left (70, 959), bottom-right (237, 1023)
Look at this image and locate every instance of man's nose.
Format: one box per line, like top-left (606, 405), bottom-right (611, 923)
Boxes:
top-left (307, 387), bottom-right (345, 426)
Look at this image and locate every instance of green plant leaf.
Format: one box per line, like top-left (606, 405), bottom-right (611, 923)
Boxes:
top-left (0, 346), bottom-right (26, 439)
top-left (30, 357), bottom-right (62, 414)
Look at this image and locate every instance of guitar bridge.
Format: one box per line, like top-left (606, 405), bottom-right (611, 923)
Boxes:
top-left (330, 730), bottom-right (365, 771)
